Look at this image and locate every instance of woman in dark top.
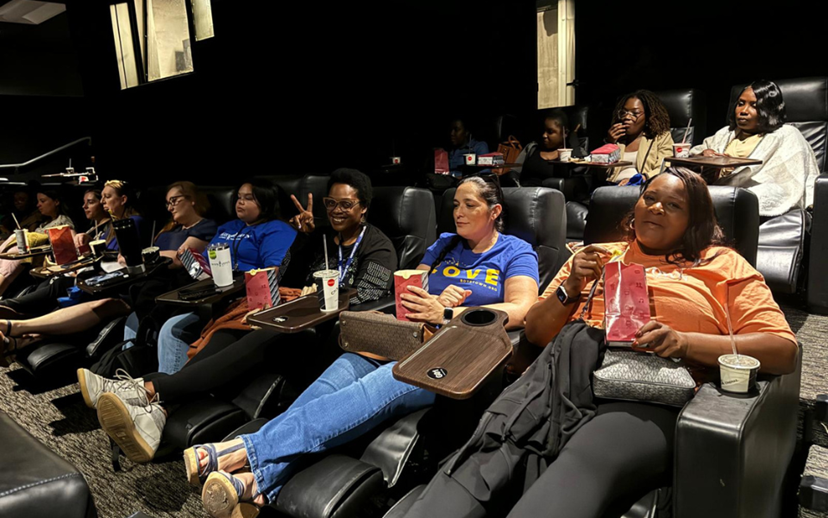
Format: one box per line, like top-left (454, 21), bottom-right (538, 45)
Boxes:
top-left (80, 168), bottom-right (398, 466)
top-left (515, 109), bottom-right (577, 187)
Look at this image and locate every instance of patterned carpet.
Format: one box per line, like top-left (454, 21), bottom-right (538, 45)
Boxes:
top-left (1, 305), bottom-right (827, 518)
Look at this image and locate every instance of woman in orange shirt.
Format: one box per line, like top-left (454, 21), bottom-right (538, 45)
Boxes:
top-left (402, 167), bottom-right (798, 518)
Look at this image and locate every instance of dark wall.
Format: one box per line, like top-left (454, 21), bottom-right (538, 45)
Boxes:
top-left (64, 0), bottom-right (537, 186)
top-left (575, 0), bottom-right (826, 147)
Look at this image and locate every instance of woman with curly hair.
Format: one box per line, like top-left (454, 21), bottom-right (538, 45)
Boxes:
top-left (605, 89), bottom-right (674, 185)
top-left (691, 79), bottom-right (819, 217)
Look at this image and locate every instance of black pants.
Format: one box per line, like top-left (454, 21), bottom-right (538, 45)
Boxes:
top-left (406, 401), bottom-right (677, 518)
top-left (145, 323), bottom-right (337, 404)
top-left (0, 277), bottom-right (74, 317)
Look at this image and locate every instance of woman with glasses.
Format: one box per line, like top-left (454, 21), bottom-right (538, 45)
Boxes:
top-left (166, 175), bottom-right (538, 518)
top-left (0, 182), bottom-right (220, 367)
top-left (604, 90), bottom-right (673, 185)
top-left (79, 169), bottom-right (397, 466)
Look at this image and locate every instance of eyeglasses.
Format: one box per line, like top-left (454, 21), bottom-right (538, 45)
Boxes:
top-left (617, 110), bottom-right (643, 121)
top-left (166, 195), bottom-right (187, 208)
top-left (323, 197), bottom-right (361, 211)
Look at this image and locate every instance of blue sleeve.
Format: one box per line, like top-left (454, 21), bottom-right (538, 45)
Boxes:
top-left (257, 221), bottom-right (297, 269)
top-left (131, 215), bottom-right (148, 245)
top-left (504, 239), bottom-right (539, 285)
top-left (420, 233), bottom-right (457, 268)
top-left (474, 140), bottom-right (490, 155)
top-left (210, 220), bottom-right (236, 247)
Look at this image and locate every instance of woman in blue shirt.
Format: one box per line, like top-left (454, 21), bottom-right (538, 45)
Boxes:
top-left (189, 175), bottom-right (539, 517)
top-left (151, 179), bottom-right (296, 373)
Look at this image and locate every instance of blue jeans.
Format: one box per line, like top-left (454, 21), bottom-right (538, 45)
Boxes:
top-left (241, 353), bottom-right (436, 503)
top-left (156, 311), bottom-right (203, 374)
top-left (123, 311), bottom-right (139, 342)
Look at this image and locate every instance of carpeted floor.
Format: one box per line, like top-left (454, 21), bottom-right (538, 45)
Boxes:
top-left (1, 305), bottom-right (827, 518)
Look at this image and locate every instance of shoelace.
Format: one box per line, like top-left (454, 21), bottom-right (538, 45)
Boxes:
top-left (112, 369), bottom-right (163, 410)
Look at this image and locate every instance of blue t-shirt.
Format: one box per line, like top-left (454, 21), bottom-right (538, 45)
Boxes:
top-left (449, 138), bottom-right (490, 177)
top-left (154, 218), bottom-right (218, 251)
top-left (211, 218), bottom-right (296, 272)
top-left (421, 232), bottom-right (539, 306)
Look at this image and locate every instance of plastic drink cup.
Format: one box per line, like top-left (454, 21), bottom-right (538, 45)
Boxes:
top-left (142, 246), bottom-right (160, 265)
top-left (89, 240), bottom-right (106, 258)
top-left (14, 229), bottom-right (29, 253)
top-left (208, 243), bottom-right (233, 287)
top-left (673, 143), bottom-right (691, 158)
top-left (558, 148), bottom-right (573, 162)
top-left (718, 354), bottom-right (760, 394)
top-left (391, 156), bottom-right (401, 165)
top-left (464, 154), bottom-right (476, 165)
top-left (313, 269), bottom-right (340, 312)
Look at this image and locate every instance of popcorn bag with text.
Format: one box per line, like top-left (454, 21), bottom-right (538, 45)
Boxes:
top-left (395, 270), bottom-right (429, 321)
top-left (603, 262), bottom-right (650, 347)
top-left (47, 225), bottom-right (77, 265)
top-left (180, 248), bottom-right (212, 281)
top-left (245, 267), bottom-right (281, 310)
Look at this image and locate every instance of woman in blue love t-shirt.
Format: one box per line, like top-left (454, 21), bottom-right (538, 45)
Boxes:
top-left (186, 175), bottom-right (539, 516)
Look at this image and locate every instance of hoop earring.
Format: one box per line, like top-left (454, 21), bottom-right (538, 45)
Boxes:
top-left (630, 218), bottom-right (635, 230)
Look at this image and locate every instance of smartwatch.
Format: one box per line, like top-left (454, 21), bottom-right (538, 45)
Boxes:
top-left (443, 307), bottom-right (454, 324)
top-left (556, 284), bottom-right (578, 306)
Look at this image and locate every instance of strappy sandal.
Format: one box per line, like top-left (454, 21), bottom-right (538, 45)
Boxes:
top-left (202, 471), bottom-right (260, 518)
top-left (184, 441), bottom-right (247, 486)
top-left (1, 335), bottom-right (18, 368)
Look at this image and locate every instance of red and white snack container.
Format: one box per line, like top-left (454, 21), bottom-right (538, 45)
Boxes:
top-left (394, 269), bottom-right (430, 321)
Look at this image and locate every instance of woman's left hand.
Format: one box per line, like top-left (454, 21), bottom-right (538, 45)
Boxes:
top-left (401, 285), bottom-right (445, 325)
top-left (633, 321), bottom-right (688, 359)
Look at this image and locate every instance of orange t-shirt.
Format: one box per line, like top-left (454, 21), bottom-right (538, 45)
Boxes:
top-left (541, 241), bottom-right (796, 345)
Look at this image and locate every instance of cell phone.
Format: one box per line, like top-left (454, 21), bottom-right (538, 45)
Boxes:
top-left (85, 271), bottom-right (125, 287)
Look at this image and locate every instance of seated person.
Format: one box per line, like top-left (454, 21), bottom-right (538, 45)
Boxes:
top-left (400, 168), bottom-right (798, 518)
top-left (163, 174), bottom-right (539, 517)
top-left (605, 90), bottom-right (673, 185)
top-left (78, 168), bottom-right (398, 465)
top-left (0, 188), bottom-right (111, 320)
top-left (0, 187), bottom-right (76, 297)
top-left (513, 109), bottom-right (585, 187)
top-left (690, 79), bottom-right (819, 217)
top-left (0, 187), bottom-right (41, 239)
top-left (99, 180), bottom-right (145, 250)
top-left (448, 118), bottom-right (490, 177)
top-left (144, 178), bottom-right (296, 374)
top-left (0, 182), bottom-right (217, 367)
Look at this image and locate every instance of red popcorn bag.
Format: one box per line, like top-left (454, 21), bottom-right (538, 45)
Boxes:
top-left (434, 148), bottom-right (450, 175)
top-left (603, 262), bottom-right (650, 347)
top-left (47, 225), bottom-right (77, 265)
top-left (395, 269), bottom-right (429, 321)
top-left (245, 267), bottom-right (281, 310)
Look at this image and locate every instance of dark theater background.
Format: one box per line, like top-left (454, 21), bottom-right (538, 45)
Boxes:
top-left (0, 0), bottom-right (825, 184)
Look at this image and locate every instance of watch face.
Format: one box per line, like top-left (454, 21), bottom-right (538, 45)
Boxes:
top-left (557, 285), bottom-right (569, 304)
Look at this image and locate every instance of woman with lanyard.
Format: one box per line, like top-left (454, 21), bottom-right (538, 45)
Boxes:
top-left (169, 174), bottom-right (537, 518)
top-left (148, 179), bottom-right (296, 374)
top-left (80, 169), bottom-right (398, 466)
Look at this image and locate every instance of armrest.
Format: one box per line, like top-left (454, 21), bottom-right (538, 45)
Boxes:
top-left (808, 173), bottom-right (828, 313)
top-left (674, 350), bottom-right (801, 518)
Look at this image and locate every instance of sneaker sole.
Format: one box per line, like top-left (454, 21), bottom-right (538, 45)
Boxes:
top-left (77, 368), bottom-right (95, 409)
top-left (97, 393), bottom-right (155, 464)
top-left (202, 474), bottom-right (259, 518)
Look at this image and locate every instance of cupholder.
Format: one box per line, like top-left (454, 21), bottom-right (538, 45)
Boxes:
top-left (460, 308), bottom-right (497, 326)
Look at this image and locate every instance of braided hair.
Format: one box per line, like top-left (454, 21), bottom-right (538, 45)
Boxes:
top-left (428, 175), bottom-right (505, 272)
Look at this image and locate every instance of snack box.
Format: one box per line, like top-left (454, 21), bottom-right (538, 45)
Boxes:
top-left (589, 143), bottom-right (621, 164)
top-left (395, 269), bottom-right (429, 322)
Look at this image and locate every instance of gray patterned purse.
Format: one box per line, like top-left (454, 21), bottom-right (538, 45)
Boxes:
top-left (579, 261), bottom-right (697, 407)
top-left (593, 349), bottom-right (696, 407)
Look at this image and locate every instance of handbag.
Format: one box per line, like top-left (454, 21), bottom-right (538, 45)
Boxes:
top-left (579, 259), bottom-right (697, 407)
top-left (496, 135), bottom-right (522, 176)
top-left (339, 311), bottom-right (436, 361)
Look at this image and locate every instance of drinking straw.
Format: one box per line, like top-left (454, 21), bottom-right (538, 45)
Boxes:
top-left (323, 236), bottom-right (329, 271)
top-left (724, 283), bottom-right (739, 357)
top-left (11, 213), bottom-right (20, 230)
top-left (94, 220), bottom-right (99, 238)
top-left (681, 118), bottom-right (693, 144)
top-left (150, 220), bottom-right (156, 247)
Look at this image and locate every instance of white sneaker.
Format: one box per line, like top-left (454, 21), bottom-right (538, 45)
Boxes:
top-left (77, 368), bottom-right (147, 409)
top-left (97, 391), bottom-right (166, 463)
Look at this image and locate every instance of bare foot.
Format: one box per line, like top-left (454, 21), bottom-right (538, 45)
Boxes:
top-left (232, 472), bottom-right (266, 506)
top-left (198, 438), bottom-right (248, 473)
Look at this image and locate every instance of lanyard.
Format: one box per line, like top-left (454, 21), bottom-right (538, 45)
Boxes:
top-left (337, 226), bottom-right (366, 286)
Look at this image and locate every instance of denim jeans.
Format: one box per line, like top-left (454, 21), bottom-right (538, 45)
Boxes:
top-left (241, 352), bottom-right (436, 503)
top-left (123, 311), bottom-right (139, 342)
top-left (156, 311), bottom-right (203, 374)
